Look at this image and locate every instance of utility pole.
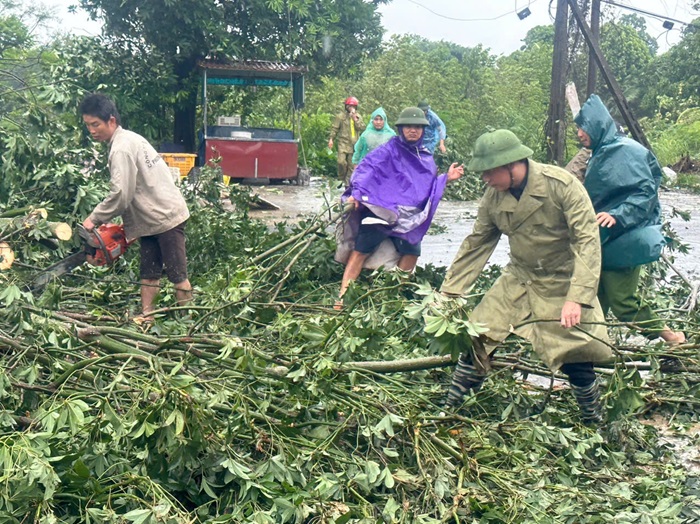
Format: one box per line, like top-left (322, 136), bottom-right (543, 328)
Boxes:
top-left (567, 0), bottom-right (652, 150)
top-left (586, 0), bottom-right (601, 96)
top-left (545, 0), bottom-right (569, 165)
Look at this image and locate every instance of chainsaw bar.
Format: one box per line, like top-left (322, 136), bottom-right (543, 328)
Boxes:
top-left (29, 251), bottom-right (87, 293)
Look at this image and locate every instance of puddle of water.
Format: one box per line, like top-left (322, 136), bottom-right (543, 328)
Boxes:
top-left (248, 181), bottom-right (700, 276)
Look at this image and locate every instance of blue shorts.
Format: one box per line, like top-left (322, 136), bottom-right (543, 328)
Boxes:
top-left (354, 224), bottom-right (421, 256)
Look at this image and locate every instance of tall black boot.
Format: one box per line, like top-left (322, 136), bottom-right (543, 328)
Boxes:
top-left (445, 353), bottom-right (486, 408)
top-left (570, 379), bottom-right (604, 425)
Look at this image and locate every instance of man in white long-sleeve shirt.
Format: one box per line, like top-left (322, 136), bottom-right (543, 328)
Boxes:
top-left (80, 93), bottom-right (192, 320)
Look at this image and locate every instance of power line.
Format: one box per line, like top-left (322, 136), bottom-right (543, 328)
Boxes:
top-left (600, 0), bottom-right (692, 27)
top-left (404, 0), bottom-right (543, 22)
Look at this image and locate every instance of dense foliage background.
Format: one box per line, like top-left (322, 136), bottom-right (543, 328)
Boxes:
top-left (2, 0), bottom-right (700, 204)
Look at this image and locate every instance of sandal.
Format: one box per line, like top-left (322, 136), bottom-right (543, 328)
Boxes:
top-left (132, 315), bottom-right (155, 326)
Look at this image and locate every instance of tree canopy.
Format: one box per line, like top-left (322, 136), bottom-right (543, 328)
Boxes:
top-left (77, 0), bottom-right (389, 150)
top-left (1, 0), bottom-right (699, 206)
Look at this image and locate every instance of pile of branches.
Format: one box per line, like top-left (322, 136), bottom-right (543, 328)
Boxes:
top-left (0, 207), bottom-right (73, 271)
top-left (1, 176), bottom-right (699, 523)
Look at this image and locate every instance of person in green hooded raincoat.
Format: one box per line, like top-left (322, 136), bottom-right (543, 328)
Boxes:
top-left (352, 107), bottom-right (396, 165)
top-left (440, 129), bottom-right (612, 425)
top-left (574, 94), bottom-right (685, 345)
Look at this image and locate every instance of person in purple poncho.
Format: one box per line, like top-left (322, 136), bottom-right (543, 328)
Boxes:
top-left (336, 106), bottom-right (464, 307)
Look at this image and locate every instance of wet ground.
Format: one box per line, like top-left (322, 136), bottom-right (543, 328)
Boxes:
top-left (249, 178), bottom-right (700, 277)
top-left (248, 179), bottom-right (700, 473)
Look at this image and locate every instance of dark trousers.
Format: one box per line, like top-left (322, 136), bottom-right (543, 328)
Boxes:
top-left (337, 152), bottom-right (355, 184)
top-left (560, 362), bottom-right (596, 387)
top-left (598, 266), bottom-right (665, 338)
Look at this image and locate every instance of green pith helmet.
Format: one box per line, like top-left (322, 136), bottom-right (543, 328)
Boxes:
top-left (396, 107), bottom-right (429, 126)
top-left (468, 129), bottom-right (534, 172)
top-left (417, 99), bottom-right (430, 110)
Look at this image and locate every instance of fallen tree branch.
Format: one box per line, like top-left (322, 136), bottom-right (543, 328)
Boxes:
top-left (662, 252), bottom-right (699, 311)
top-left (345, 355), bottom-right (453, 373)
top-left (0, 207), bottom-right (47, 219)
top-left (251, 210), bottom-right (341, 264)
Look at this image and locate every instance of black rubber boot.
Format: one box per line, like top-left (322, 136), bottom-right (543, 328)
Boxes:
top-left (571, 379), bottom-right (604, 426)
top-left (445, 353), bottom-right (486, 408)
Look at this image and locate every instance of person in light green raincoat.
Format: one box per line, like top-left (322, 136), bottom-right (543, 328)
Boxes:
top-left (351, 107), bottom-right (396, 165)
top-left (440, 129), bottom-right (612, 425)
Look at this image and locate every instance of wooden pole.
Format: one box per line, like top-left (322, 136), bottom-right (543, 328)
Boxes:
top-left (567, 0), bottom-right (652, 151)
top-left (546, 0), bottom-right (569, 165)
top-left (586, 0), bottom-right (601, 96)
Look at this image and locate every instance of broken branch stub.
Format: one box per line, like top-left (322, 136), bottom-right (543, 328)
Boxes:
top-left (0, 242), bottom-right (15, 270)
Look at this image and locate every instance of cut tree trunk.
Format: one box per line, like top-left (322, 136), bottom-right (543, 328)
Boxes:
top-left (48, 222), bottom-right (72, 241)
top-left (0, 216), bottom-right (72, 241)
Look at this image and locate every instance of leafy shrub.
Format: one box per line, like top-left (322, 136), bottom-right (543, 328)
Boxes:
top-left (652, 116), bottom-right (700, 168)
top-left (299, 110), bottom-right (336, 178)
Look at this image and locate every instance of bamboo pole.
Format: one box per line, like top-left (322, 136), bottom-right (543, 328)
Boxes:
top-left (0, 207), bottom-right (47, 219)
top-left (346, 355), bottom-right (453, 373)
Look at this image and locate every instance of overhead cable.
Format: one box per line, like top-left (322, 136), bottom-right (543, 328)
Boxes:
top-left (600, 0), bottom-right (693, 27)
top-left (404, 0), bottom-right (543, 22)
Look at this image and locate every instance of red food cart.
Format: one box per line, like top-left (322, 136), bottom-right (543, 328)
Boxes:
top-left (198, 59), bottom-right (308, 185)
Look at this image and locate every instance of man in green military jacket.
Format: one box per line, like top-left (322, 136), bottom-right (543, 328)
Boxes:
top-left (440, 129), bottom-right (612, 425)
top-left (328, 96), bottom-right (366, 185)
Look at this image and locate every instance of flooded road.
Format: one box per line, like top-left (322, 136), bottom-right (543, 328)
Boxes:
top-left (249, 179), bottom-right (700, 277)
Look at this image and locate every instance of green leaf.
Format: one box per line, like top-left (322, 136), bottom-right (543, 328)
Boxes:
top-left (365, 460), bottom-right (381, 484)
top-left (164, 409), bottom-right (185, 435)
top-left (382, 466), bottom-right (395, 488)
top-left (221, 457), bottom-right (252, 480)
top-left (0, 285), bottom-right (22, 307)
top-left (102, 401), bottom-right (125, 434)
top-left (608, 388), bottom-right (646, 420)
top-left (72, 460), bottom-right (90, 478)
top-left (374, 414), bottom-right (395, 437)
top-left (169, 374), bottom-right (195, 388)
top-left (200, 476), bottom-right (218, 498)
top-left (123, 509), bottom-right (152, 524)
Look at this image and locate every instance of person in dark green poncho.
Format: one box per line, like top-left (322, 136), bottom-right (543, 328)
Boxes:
top-left (574, 94), bottom-right (685, 345)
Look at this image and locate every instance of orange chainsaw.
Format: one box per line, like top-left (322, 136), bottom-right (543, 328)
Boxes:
top-left (31, 223), bottom-right (131, 292)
